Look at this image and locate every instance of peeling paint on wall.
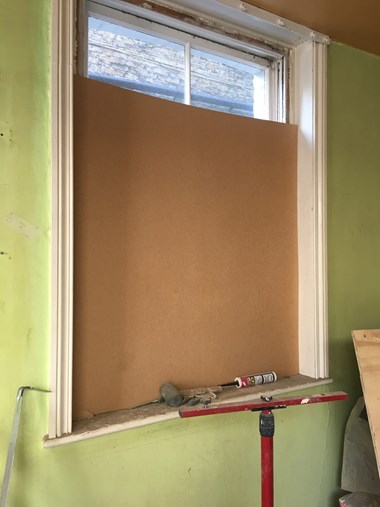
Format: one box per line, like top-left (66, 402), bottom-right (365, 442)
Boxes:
top-left (3, 213), bottom-right (41, 239)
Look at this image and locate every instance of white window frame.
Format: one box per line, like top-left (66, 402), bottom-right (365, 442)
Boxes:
top-left (86, 2), bottom-right (279, 121)
top-left (50, 0), bottom-right (328, 438)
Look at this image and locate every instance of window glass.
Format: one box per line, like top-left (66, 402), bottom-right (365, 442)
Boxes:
top-left (88, 17), bottom-right (185, 102)
top-left (190, 48), bottom-right (265, 118)
top-left (88, 16), bottom-right (268, 119)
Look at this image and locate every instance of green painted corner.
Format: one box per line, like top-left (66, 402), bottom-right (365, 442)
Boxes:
top-left (1, 2), bottom-right (380, 505)
top-left (327, 43), bottom-right (380, 394)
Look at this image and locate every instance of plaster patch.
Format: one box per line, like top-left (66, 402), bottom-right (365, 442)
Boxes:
top-left (4, 213), bottom-right (41, 239)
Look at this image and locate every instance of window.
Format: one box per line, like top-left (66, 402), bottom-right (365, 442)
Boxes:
top-left (85, 1), bottom-right (286, 121)
top-left (88, 17), bottom-right (267, 118)
top-left (49, 0), bottom-right (328, 440)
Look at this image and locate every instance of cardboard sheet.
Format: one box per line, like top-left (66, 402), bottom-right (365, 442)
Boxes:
top-left (73, 76), bottom-right (299, 418)
top-left (352, 329), bottom-right (380, 476)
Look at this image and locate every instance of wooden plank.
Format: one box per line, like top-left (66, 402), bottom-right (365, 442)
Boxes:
top-left (352, 329), bottom-right (380, 476)
top-left (45, 375), bottom-right (332, 447)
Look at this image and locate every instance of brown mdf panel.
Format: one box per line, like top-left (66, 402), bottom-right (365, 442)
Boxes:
top-left (73, 76), bottom-right (298, 419)
top-left (352, 329), bottom-right (380, 476)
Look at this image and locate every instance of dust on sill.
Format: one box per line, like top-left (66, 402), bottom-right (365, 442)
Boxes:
top-left (44, 374), bottom-right (332, 448)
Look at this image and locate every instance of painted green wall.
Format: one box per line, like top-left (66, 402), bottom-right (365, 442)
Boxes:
top-left (0, 0), bottom-right (52, 504)
top-left (1, 2), bottom-right (380, 506)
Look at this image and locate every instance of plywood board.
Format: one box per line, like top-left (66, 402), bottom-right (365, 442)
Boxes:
top-left (73, 76), bottom-right (298, 419)
top-left (352, 329), bottom-right (380, 476)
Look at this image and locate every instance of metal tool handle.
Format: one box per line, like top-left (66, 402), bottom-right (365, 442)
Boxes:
top-left (0, 386), bottom-right (50, 507)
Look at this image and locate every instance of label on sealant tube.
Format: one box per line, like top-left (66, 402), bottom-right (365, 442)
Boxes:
top-left (235, 371), bottom-right (277, 388)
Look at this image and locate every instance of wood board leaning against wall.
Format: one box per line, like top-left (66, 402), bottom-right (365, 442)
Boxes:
top-left (73, 75), bottom-right (299, 420)
top-left (352, 329), bottom-right (380, 476)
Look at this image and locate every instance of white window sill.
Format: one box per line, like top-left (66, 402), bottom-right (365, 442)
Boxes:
top-left (44, 375), bottom-right (332, 448)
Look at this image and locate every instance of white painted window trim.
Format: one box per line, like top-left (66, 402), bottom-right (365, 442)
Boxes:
top-left (294, 41), bottom-right (328, 379)
top-left (50, 0), bottom-right (75, 438)
top-left (50, 0), bottom-right (328, 438)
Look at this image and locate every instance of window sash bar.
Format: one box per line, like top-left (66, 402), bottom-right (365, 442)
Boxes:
top-left (184, 43), bottom-right (191, 105)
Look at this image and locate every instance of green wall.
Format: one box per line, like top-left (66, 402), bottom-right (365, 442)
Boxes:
top-left (1, 2), bottom-right (380, 505)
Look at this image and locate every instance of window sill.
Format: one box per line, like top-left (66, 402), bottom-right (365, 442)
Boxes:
top-left (44, 374), bottom-right (332, 448)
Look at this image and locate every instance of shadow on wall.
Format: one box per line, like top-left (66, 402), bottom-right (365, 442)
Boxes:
top-left (329, 338), bottom-right (361, 390)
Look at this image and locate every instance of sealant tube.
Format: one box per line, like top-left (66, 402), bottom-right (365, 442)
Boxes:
top-left (235, 372), bottom-right (277, 388)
